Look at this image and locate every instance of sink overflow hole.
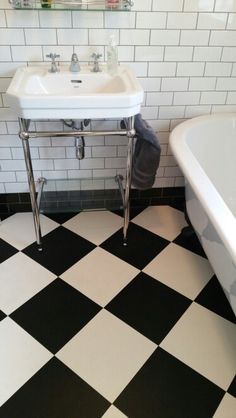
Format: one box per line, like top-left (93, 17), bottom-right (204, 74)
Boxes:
top-left (71, 80), bottom-right (82, 83)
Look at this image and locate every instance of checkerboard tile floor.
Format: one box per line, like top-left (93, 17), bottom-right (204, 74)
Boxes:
top-left (0, 205), bottom-right (235, 418)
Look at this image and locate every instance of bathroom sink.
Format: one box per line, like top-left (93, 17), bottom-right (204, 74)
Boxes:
top-left (7, 65), bottom-right (144, 119)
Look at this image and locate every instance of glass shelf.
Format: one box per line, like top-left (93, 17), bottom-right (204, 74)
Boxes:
top-left (38, 177), bottom-right (124, 213)
top-left (9, 0), bottom-right (132, 11)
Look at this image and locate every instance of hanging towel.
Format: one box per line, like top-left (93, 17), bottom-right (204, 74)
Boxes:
top-left (121, 114), bottom-right (161, 190)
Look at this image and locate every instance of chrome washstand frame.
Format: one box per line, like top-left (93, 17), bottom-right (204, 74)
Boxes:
top-left (18, 116), bottom-right (136, 251)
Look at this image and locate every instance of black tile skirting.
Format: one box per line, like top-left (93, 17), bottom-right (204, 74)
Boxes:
top-left (0, 187), bottom-right (185, 217)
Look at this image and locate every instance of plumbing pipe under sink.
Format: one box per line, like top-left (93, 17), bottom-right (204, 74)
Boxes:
top-left (62, 119), bottom-right (90, 160)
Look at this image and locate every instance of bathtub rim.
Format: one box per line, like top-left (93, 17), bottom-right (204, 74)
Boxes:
top-left (169, 113), bottom-right (236, 265)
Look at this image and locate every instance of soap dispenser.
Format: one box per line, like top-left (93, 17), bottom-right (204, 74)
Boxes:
top-left (107, 35), bottom-right (118, 75)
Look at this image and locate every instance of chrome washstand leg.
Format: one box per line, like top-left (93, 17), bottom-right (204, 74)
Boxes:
top-left (123, 116), bottom-right (135, 246)
top-left (19, 118), bottom-right (43, 251)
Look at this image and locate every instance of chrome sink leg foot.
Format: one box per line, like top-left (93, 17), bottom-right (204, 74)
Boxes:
top-left (19, 118), bottom-right (42, 250)
top-left (123, 115), bottom-right (135, 246)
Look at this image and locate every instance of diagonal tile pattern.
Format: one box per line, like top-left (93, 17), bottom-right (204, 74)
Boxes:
top-left (0, 205), bottom-right (235, 417)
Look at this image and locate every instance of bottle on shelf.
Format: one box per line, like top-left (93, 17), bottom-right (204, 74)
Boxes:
top-left (105, 0), bottom-right (121, 9)
top-left (107, 34), bottom-right (118, 75)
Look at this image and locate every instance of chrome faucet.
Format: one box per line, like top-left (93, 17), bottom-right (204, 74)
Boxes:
top-left (70, 53), bottom-right (80, 73)
top-left (91, 53), bottom-right (102, 73)
top-left (46, 53), bottom-right (60, 73)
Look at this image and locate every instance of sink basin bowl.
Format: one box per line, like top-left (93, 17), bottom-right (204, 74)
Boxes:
top-left (7, 65), bottom-right (144, 119)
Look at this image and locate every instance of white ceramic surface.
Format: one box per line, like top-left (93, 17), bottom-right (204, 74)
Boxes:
top-left (170, 113), bottom-right (236, 316)
top-left (6, 65), bottom-right (144, 119)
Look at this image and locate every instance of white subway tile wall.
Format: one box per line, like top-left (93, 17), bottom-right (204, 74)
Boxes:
top-left (0, 0), bottom-right (236, 192)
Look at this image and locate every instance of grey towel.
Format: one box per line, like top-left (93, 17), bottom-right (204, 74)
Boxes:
top-left (122, 114), bottom-right (161, 190)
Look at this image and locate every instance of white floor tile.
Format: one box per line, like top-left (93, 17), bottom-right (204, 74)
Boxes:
top-left (0, 317), bottom-right (52, 407)
top-left (102, 406), bottom-right (128, 418)
top-left (213, 393), bottom-right (236, 418)
top-left (0, 213), bottom-right (58, 250)
top-left (0, 253), bottom-right (56, 315)
top-left (132, 205), bottom-right (187, 241)
top-left (160, 303), bottom-right (236, 391)
top-left (63, 211), bottom-right (123, 245)
top-left (61, 247), bottom-right (139, 307)
top-left (57, 309), bottom-right (156, 402)
top-left (144, 243), bottom-right (213, 299)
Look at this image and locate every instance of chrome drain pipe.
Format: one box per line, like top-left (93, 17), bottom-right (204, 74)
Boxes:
top-left (62, 119), bottom-right (91, 160)
top-left (75, 135), bottom-right (85, 160)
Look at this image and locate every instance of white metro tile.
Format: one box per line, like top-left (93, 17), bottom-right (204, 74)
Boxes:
top-left (144, 243), bottom-right (213, 299)
top-left (180, 30), bottom-right (210, 45)
top-left (227, 13), bottom-right (236, 30)
top-left (152, 0), bottom-right (183, 11)
top-left (177, 62), bottom-right (204, 76)
top-left (63, 211), bottom-right (123, 245)
top-left (61, 247), bottom-right (139, 307)
top-left (6, 10), bottom-right (39, 27)
top-left (210, 31), bottom-right (236, 46)
top-left (167, 12), bottom-right (197, 29)
top-left (205, 62), bottom-right (232, 77)
top-left (222, 47), bottom-right (236, 62)
top-left (132, 205), bottom-right (187, 241)
top-left (198, 13), bottom-right (227, 30)
top-left (0, 317), bottom-right (52, 407)
top-left (200, 91), bottom-right (227, 105)
top-left (102, 406), bottom-right (128, 418)
top-left (193, 46), bottom-right (222, 61)
top-left (0, 213), bottom-right (58, 250)
top-left (120, 30), bottom-right (149, 45)
top-left (0, 10), bottom-right (6, 27)
top-left (213, 393), bottom-right (236, 418)
top-left (148, 62), bottom-right (176, 77)
top-left (189, 77), bottom-right (216, 91)
top-left (160, 303), bottom-right (236, 390)
top-left (57, 29), bottom-right (88, 45)
top-left (57, 310), bottom-right (156, 402)
top-left (105, 11), bottom-right (135, 28)
top-left (0, 253), bottom-right (56, 315)
top-left (173, 91), bottom-right (200, 105)
top-left (0, 46), bottom-right (12, 61)
top-left (161, 77), bottom-right (189, 91)
top-left (89, 29), bottom-right (119, 45)
top-left (215, 0), bottom-right (236, 12)
top-left (151, 30), bottom-right (180, 45)
top-left (184, 0), bottom-right (214, 11)
top-left (11, 46), bottom-right (43, 62)
top-left (25, 29), bottom-right (57, 45)
top-left (135, 46), bottom-right (164, 61)
top-left (0, 29), bottom-right (24, 45)
top-left (73, 11), bottom-right (104, 28)
top-left (39, 10), bottom-right (72, 27)
top-left (164, 46), bottom-right (193, 61)
top-left (136, 12), bottom-right (167, 28)
top-left (133, 0), bottom-right (152, 11)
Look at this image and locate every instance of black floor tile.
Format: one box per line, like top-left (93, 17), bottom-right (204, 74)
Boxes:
top-left (101, 223), bottom-right (170, 270)
top-left (106, 272), bottom-right (191, 344)
top-left (112, 206), bottom-right (147, 220)
top-left (195, 276), bottom-right (236, 324)
top-left (44, 212), bottom-right (79, 224)
top-left (23, 226), bottom-right (95, 276)
top-left (10, 279), bottom-right (101, 353)
top-left (115, 348), bottom-right (224, 418)
top-left (228, 375), bottom-right (236, 397)
top-left (173, 227), bottom-right (207, 258)
top-left (0, 310), bottom-right (6, 321)
top-left (0, 357), bottom-right (110, 418)
top-left (0, 238), bottom-right (18, 264)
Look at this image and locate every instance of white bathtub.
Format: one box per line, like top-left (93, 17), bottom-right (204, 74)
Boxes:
top-left (170, 113), bottom-right (236, 316)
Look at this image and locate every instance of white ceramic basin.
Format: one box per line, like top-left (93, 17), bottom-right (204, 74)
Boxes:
top-left (7, 65), bottom-right (144, 119)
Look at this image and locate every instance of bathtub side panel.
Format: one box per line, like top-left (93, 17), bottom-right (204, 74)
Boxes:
top-left (186, 183), bottom-right (236, 316)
